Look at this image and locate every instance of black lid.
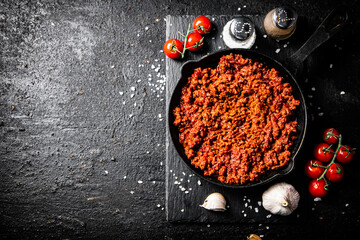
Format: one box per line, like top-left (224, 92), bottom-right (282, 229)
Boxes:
top-left (229, 17), bottom-right (254, 41)
top-left (273, 6), bottom-right (298, 29)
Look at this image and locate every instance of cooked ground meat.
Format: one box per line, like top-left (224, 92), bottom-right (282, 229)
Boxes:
top-left (173, 53), bottom-right (300, 184)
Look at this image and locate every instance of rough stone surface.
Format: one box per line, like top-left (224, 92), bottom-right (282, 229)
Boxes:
top-left (1, 0), bottom-right (360, 239)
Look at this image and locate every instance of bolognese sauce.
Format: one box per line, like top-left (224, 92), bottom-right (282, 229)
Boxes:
top-left (173, 53), bottom-right (300, 184)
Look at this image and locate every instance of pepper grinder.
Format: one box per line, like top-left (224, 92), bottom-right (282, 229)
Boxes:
top-left (264, 6), bottom-right (298, 40)
top-left (222, 17), bottom-right (256, 49)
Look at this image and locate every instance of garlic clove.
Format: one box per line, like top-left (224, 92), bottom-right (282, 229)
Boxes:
top-left (200, 192), bottom-right (227, 212)
top-left (262, 182), bottom-right (300, 216)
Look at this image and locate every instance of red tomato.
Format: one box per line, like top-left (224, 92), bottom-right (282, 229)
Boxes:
top-left (186, 32), bottom-right (204, 52)
top-left (323, 128), bottom-right (340, 144)
top-left (309, 179), bottom-right (328, 198)
top-left (193, 16), bottom-right (212, 34)
top-left (336, 145), bottom-right (355, 163)
top-left (163, 39), bottom-right (184, 59)
top-left (305, 160), bottom-right (325, 179)
top-left (314, 143), bottom-right (334, 162)
top-left (325, 163), bottom-right (344, 182)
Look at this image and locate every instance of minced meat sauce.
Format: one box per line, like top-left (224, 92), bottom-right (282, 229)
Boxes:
top-left (173, 53), bottom-right (300, 184)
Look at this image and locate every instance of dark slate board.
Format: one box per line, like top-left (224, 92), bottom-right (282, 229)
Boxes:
top-left (165, 15), bottom-right (308, 223)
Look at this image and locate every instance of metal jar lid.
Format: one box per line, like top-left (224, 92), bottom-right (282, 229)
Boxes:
top-left (229, 17), bottom-right (255, 41)
top-left (272, 6), bottom-right (298, 29)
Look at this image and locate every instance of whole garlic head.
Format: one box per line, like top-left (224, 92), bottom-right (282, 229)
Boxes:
top-left (200, 192), bottom-right (227, 212)
top-left (262, 182), bottom-right (300, 216)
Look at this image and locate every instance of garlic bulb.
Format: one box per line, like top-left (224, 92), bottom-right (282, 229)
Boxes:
top-left (200, 192), bottom-right (227, 211)
top-left (262, 182), bottom-right (300, 216)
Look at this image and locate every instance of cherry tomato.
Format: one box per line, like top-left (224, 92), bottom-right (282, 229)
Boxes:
top-left (314, 143), bottom-right (334, 162)
top-left (305, 160), bottom-right (325, 179)
top-left (186, 32), bottom-right (204, 52)
top-left (325, 163), bottom-right (344, 182)
top-left (192, 16), bottom-right (212, 34)
top-left (309, 179), bottom-right (328, 198)
top-left (336, 145), bottom-right (356, 163)
top-left (163, 39), bottom-right (184, 59)
top-left (323, 128), bottom-right (340, 144)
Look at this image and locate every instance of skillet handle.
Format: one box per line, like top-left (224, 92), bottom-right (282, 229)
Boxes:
top-left (288, 6), bottom-right (348, 71)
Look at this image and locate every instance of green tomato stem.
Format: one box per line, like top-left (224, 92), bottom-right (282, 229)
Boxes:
top-left (180, 23), bottom-right (191, 58)
top-left (317, 134), bottom-right (343, 182)
top-left (178, 24), bottom-right (204, 58)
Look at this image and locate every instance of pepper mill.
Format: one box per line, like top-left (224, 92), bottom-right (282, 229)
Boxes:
top-left (264, 6), bottom-right (298, 40)
top-left (222, 16), bottom-right (256, 49)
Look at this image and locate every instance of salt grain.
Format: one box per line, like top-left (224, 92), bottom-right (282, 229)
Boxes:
top-left (197, 180), bottom-right (202, 186)
top-left (238, 7), bottom-right (241, 11)
top-left (275, 48), bottom-right (281, 53)
top-left (130, 191), bottom-right (134, 194)
top-left (119, 91), bottom-right (124, 95)
top-left (340, 91), bottom-right (345, 95)
top-left (263, 34), bottom-right (267, 38)
top-left (318, 112), bottom-right (324, 116)
top-left (181, 209), bottom-right (184, 212)
top-left (138, 180), bottom-right (143, 184)
top-left (330, 64), bottom-right (333, 68)
top-left (130, 86), bottom-right (136, 91)
top-left (157, 204), bottom-right (161, 208)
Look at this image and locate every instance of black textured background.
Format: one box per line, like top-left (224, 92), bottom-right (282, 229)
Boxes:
top-left (1, 0), bottom-right (360, 239)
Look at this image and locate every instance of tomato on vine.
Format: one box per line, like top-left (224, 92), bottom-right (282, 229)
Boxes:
top-left (193, 16), bottom-right (212, 34)
top-left (314, 143), bottom-right (334, 162)
top-left (323, 128), bottom-right (339, 144)
top-left (325, 163), bottom-right (344, 182)
top-left (186, 32), bottom-right (204, 52)
top-left (336, 145), bottom-right (356, 163)
top-left (305, 160), bottom-right (325, 179)
top-left (163, 39), bottom-right (184, 59)
top-left (309, 179), bottom-right (328, 198)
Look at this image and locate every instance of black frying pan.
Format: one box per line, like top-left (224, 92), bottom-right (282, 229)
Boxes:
top-left (168, 7), bottom-right (348, 188)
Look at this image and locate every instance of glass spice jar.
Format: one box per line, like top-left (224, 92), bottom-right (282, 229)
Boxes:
top-left (264, 6), bottom-right (298, 40)
top-left (222, 16), bottom-right (256, 49)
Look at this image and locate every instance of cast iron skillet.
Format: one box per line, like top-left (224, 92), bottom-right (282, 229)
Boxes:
top-left (168, 7), bottom-right (348, 188)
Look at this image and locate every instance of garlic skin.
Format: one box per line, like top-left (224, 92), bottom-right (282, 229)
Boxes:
top-left (262, 182), bottom-right (300, 216)
top-left (200, 192), bottom-right (227, 212)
